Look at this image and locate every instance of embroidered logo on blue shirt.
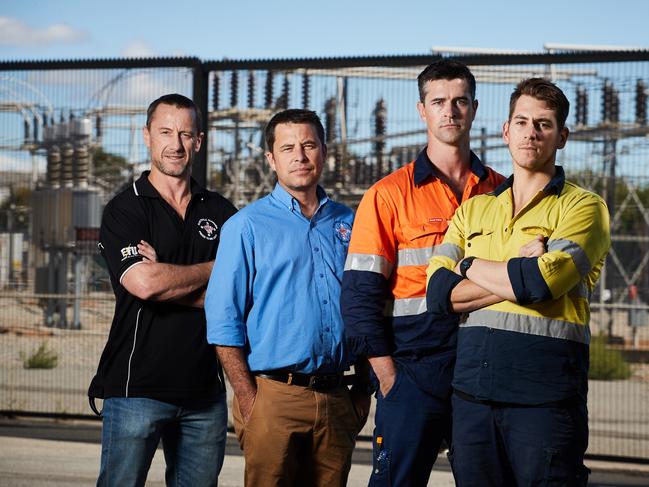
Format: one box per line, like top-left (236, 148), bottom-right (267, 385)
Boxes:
top-left (334, 221), bottom-right (352, 244)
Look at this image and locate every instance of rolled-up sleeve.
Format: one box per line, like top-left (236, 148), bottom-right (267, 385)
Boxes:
top-left (205, 215), bottom-right (254, 347)
top-left (508, 195), bottom-right (610, 302)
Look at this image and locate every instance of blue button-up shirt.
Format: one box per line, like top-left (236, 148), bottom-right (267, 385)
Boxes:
top-left (205, 183), bottom-right (354, 374)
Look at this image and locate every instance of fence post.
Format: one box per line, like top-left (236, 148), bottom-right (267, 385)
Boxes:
top-left (193, 63), bottom-right (209, 188)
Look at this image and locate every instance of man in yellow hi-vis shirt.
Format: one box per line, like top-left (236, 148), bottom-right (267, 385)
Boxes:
top-left (426, 78), bottom-right (610, 487)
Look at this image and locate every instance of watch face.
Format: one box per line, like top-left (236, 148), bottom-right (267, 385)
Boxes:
top-left (461, 257), bottom-right (474, 277)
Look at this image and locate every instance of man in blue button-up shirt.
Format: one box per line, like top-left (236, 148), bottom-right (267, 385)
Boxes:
top-left (205, 109), bottom-right (370, 487)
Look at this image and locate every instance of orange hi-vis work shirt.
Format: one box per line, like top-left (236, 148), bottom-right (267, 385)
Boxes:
top-left (341, 149), bottom-right (505, 364)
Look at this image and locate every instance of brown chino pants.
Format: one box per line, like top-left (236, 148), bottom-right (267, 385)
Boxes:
top-left (232, 376), bottom-right (363, 487)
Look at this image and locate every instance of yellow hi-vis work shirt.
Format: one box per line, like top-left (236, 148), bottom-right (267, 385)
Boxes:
top-left (426, 167), bottom-right (610, 404)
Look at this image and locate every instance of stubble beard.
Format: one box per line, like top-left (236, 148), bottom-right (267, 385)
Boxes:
top-left (152, 155), bottom-right (191, 178)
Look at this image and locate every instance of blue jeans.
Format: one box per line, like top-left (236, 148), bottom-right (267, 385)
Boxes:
top-left (97, 393), bottom-right (227, 487)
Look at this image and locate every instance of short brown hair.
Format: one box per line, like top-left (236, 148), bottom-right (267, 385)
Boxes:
top-left (146, 93), bottom-right (202, 133)
top-left (509, 78), bottom-right (570, 128)
top-left (417, 59), bottom-right (476, 103)
top-left (264, 109), bottom-right (325, 151)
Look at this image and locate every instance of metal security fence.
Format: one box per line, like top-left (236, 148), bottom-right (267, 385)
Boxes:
top-left (0, 51), bottom-right (648, 461)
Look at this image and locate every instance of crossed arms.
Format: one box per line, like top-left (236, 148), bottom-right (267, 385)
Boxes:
top-left (121, 240), bottom-right (212, 308)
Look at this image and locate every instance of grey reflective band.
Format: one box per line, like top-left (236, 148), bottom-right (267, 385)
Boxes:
top-left (431, 242), bottom-right (464, 262)
top-left (344, 253), bottom-right (393, 278)
top-left (462, 309), bottom-right (590, 344)
top-left (385, 296), bottom-right (427, 317)
top-left (548, 239), bottom-right (592, 278)
top-left (397, 247), bottom-right (433, 267)
top-left (396, 243), bottom-right (463, 268)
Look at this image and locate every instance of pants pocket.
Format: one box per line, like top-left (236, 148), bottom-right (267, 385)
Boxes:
top-left (542, 449), bottom-right (590, 487)
top-left (369, 435), bottom-right (391, 487)
top-left (232, 382), bottom-right (261, 449)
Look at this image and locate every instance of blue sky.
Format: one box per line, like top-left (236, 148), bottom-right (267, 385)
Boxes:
top-left (1, 0), bottom-right (648, 61)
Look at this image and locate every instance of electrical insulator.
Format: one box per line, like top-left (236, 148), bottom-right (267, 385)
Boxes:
top-left (33, 115), bottom-right (39, 142)
top-left (95, 115), bottom-right (103, 139)
top-left (61, 142), bottom-right (74, 188)
top-left (265, 71), bottom-right (274, 109)
top-left (281, 74), bottom-right (290, 109)
top-left (230, 71), bottom-right (239, 108)
top-left (602, 80), bottom-right (613, 124)
top-left (575, 85), bottom-right (588, 127)
top-left (611, 87), bottom-right (620, 123)
top-left (74, 142), bottom-right (90, 188)
top-left (374, 99), bottom-right (387, 179)
top-left (47, 145), bottom-right (61, 188)
top-left (247, 71), bottom-right (255, 109)
top-left (23, 119), bottom-right (30, 144)
top-left (212, 72), bottom-right (220, 111)
top-left (324, 97), bottom-right (337, 143)
top-left (302, 74), bottom-right (310, 109)
top-left (374, 99), bottom-right (387, 137)
top-left (601, 80), bottom-right (620, 124)
top-left (636, 79), bottom-right (647, 126)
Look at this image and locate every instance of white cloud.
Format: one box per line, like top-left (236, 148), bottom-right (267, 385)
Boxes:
top-left (0, 152), bottom-right (45, 173)
top-left (121, 40), bottom-right (156, 58)
top-left (0, 16), bottom-right (88, 46)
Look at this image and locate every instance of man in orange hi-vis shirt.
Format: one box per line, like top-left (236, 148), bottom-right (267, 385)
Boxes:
top-left (341, 60), bottom-right (504, 487)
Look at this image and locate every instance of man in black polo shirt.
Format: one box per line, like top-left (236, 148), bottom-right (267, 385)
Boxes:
top-left (89, 93), bottom-right (236, 487)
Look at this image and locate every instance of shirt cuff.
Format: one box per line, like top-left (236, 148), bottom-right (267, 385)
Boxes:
top-left (507, 257), bottom-right (552, 304)
top-left (426, 268), bottom-right (464, 315)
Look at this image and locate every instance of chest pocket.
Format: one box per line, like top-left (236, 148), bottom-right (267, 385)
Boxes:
top-left (520, 225), bottom-right (554, 239)
top-left (517, 225), bottom-right (554, 256)
top-left (465, 227), bottom-right (494, 256)
top-left (402, 220), bottom-right (449, 242)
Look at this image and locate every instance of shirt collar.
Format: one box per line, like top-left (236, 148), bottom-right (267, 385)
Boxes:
top-left (493, 165), bottom-right (566, 196)
top-left (133, 170), bottom-right (207, 198)
top-left (271, 183), bottom-right (329, 212)
top-left (413, 148), bottom-right (488, 186)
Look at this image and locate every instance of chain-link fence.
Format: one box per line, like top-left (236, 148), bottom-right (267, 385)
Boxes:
top-left (1, 51), bottom-right (648, 461)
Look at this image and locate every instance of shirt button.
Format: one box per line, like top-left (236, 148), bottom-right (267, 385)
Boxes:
top-left (319, 273), bottom-right (324, 278)
top-left (325, 327), bottom-right (330, 332)
top-left (482, 361), bottom-right (488, 368)
top-left (323, 300), bottom-right (328, 304)
top-left (504, 228), bottom-right (508, 232)
top-left (314, 247), bottom-right (320, 252)
top-left (467, 242), bottom-right (471, 247)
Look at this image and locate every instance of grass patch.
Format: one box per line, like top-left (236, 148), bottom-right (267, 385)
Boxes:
top-left (589, 334), bottom-right (632, 381)
top-left (20, 341), bottom-right (59, 369)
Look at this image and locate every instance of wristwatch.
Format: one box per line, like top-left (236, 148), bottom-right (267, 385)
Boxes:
top-left (459, 256), bottom-right (477, 279)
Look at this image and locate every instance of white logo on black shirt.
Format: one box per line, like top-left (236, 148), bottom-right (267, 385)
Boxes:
top-left (120, 244), bottom-right (139, 261)
top-left (198, 218), bottom-right (219, 240)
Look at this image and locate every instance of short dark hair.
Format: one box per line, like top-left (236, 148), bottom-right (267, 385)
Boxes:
top-left (146, 93), bottom-right (203, 133)
top-left (417, 59), bottom-right (476, 103)
top-left (264, 109), bottom-right (326, 151)
top-left (509, 78), bottom-right (570, 129)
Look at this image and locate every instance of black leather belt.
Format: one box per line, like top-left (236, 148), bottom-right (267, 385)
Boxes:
top-left (255, 370), bottom-right (354, 391)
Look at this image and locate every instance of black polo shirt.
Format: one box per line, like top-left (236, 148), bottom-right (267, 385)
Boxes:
top-left (89, 171), bottom-right (237, 402)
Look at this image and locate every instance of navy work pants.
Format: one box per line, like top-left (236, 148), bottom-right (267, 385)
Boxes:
top-left (449, 392), bottom-right (590, 487)
top-left (369, 369), bottom-right (451, 487)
